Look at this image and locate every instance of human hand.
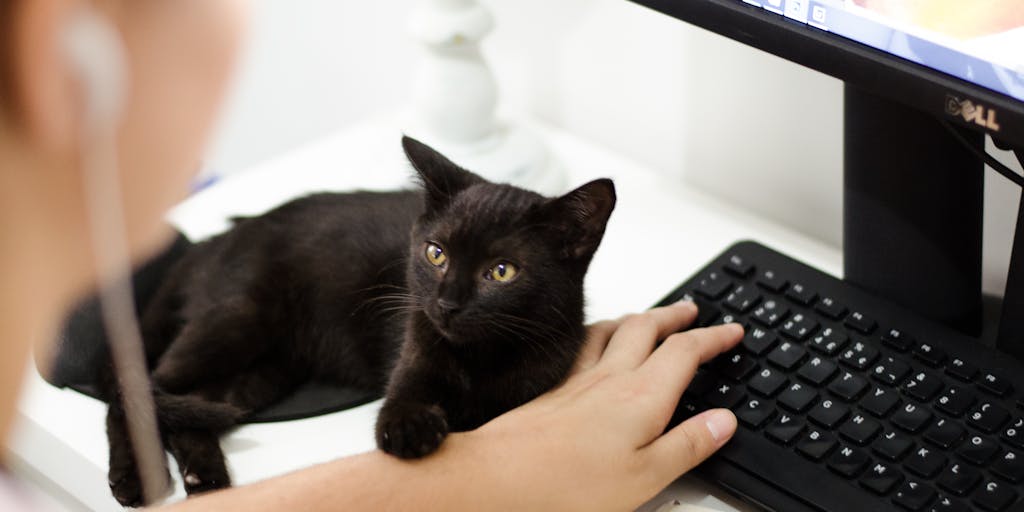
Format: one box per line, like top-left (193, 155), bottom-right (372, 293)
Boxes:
top-left (443, 301), bottom-right (744, 512)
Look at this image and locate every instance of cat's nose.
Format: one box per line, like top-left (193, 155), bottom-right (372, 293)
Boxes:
top-left (437, 298), bottom-right (460, 317)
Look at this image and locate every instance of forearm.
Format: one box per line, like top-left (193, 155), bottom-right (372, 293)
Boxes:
top-left (158, 435), bottom-right (486, 512)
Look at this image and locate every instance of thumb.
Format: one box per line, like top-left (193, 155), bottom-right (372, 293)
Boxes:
top-left (644, 409), bottom-right (737, 479)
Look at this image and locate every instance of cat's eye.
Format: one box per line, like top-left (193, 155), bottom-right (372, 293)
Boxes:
top-left (425, 243), bottom-right (447, 267)
top-left (487, 262), bottom-right (519, 283)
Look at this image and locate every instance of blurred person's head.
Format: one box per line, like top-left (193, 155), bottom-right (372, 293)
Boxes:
top-left (0, 0), bottom-right (246, 308)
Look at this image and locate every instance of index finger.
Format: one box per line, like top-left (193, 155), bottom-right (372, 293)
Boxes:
top-left (638, 323), bottom-right (745, 400)
top-left (600, 301), bottom-right (698, 370)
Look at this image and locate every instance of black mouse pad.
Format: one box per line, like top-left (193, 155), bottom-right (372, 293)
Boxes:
top-left (41, 231), bottom-right (381, 423)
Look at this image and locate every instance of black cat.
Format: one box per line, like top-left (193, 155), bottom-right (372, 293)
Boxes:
top-left (102, 136), bottom-right (616, 506)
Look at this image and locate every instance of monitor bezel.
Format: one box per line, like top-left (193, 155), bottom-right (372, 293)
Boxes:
top-left (628, 0), bottom-right (1024, 148)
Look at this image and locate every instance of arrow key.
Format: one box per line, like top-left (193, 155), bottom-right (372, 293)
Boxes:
top-left (930, 495), bottom-right (970, 512)
top-left (893, 480), bottom-right (936, 511)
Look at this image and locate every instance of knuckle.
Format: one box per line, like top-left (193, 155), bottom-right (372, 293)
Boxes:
top-left (679, 424), bottom-right (708, 461)
top-left (628, 314), bottom-right (658, 333)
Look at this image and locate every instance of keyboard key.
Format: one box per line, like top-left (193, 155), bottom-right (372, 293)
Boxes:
top-left (923, 419), bottom-right (964, 450)
top-left (711, 312), bottom-right (743, 327)
top-left (912, 342), bottom-right (946, 367)
top-left (797, 428), bottom-right (836, 461)
top-left (828, 444), bottom-right (870, 478)
top-left (797, 356), bottom-right (837, 386)
top-left (904, 446), bottom-right (947, 478)
top-left (766, 341), bottom-right (806, 370)
top-left (695, 271), bottom-right (732, 300)
top-left (882, 328), bottom-right (914, 352)
top-left (845, 311), bottom-right (877, 335)
top-left (873, 430), bottom-right (913, 461)
top-left (967, 403), bottom-right (1010, 434)
top-left (692, 297), bottom-right (721, 327)
top-left (979, 373), bottom-right (1013, 397)
top-left (936, 463), bottom-right (981, 496)
top-left (748, 367), bottom-right (787, 397)
top-left (734, 397), bottom-right (775, 429)
top-left (750, 299), bottom-right (788, 328)
top-left (765, 413), bottom-right (804, 445)
top-left (861, 461), bottom-right (903, 495)
top-left (808, 398), bottom-right (850, 428)
top-left (808, 326), bottom-right (848, 355)
top-left (828, 371), bottom-right (869, 401)
top-left (839, 414), bottom-right (881, 445)
top-left (723, 253), bottom-right (754, 278)
top-left (780, 313), bottom-right (818, 341)
top-left (931, 495), bottom-right (971, 512)
top-left (684, 370), bottom-right (716, 396)
top-left (934, 386), bottom-right (976, 417)
top-left (957, 435), bottom-right (999, 465)
top-left (972, 480), bottom-right (1016, 511)
top-left (715, 430), bottom-right (914, 511)
top-left (741, 327), bottom-right (777, 356)
top-left (893, 480), bottom-right (936, 511)
top-left (945, 358), bottom-right (978, 382)
top-left (839, 340), bottom-right (879, 370)
top-left (862, 386), bottom-right (900, 417)
top-left (815, 296), bottom-right (847, 320)
top-left (991, 449), bottom-right (1024, 483)
top-left (755, 269), bottom-right (788, 293)
top-left (723, 285), bottom-right (761, 314)
top-left (778, 382), bottom-right (817, 413)
top-left (892, 402), bottom-right (933, 433)
top-left (714, 350), bottom-right (758, 382)
top-left (903, 371), bottom-right (944, 402)
top-left (872, 356), bottom-right (911, 386)
top-left (672, 397), bottom-right (702, 424)
top-left (1000, 417), bottom-right (1024, 449)
top-left (703, 380), bottom-right (746, 409)
top-left (784, 282), bottom-right (817, 306)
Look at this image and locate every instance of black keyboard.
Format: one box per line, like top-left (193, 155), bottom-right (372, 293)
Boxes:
top-left (660, 241), bottom-right (1024, 512)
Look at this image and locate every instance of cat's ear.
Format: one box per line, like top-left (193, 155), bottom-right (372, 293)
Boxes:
top-left (403, 136), bottom-right (483, 211)
top-left (544, 178), bottom-right (617, 260)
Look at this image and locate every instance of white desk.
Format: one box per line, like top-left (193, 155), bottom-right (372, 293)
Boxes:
top-left (10, 116), bottom-right (841, 511)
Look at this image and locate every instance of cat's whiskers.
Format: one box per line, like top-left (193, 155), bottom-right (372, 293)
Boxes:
top-left (487, 313), bottom-right (576, 378)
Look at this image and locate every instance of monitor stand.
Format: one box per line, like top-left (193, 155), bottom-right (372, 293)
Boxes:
top-left (843, 85), bottom-right (985, 338)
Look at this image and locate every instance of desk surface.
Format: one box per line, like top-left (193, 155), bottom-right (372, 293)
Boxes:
top-left (10, 116), bottom-right (841, 511)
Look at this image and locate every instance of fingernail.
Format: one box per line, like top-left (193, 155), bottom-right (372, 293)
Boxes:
top-left (728, 322), bottom-right (745, 335)
top-left (674, 299), bottom-right (697, 311)
top-left (705, 409), bottom-right (737, 443)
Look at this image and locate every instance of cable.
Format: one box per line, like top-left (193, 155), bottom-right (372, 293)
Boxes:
top-left (940, 121), bottom-right (1024, 188)
top-left (81, 122), bottom-right (170, 504)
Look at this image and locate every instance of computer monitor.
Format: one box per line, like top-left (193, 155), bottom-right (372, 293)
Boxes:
top-left (627, 0), bottom-right (1024, 346)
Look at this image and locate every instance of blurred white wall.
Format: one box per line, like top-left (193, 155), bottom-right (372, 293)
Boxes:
top-left (206, 0), bottom-right (1022, 296)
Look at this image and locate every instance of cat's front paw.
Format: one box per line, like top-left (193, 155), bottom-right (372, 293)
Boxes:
top-left (375, 402), bottom-right (449, 459)
top-left (108, 466), bottom-right (144, 508)
top-left (108, 464), bottom-right (171, 507)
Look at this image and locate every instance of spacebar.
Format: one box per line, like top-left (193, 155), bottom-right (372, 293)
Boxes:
top-left (714, 429), bottom-right (884, 511)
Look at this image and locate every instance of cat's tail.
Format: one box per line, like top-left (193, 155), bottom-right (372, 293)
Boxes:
top-left (153, 391), bottom-right (246, 431)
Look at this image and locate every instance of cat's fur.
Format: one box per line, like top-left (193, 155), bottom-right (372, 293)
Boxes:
top-left (102, 137), bottom-right (616, 506)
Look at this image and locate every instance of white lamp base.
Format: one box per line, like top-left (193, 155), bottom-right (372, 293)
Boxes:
top-left (403, 121), bottom-right (566, 196)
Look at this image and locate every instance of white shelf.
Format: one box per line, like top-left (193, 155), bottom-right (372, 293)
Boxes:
top-left (11, 116), bottom-right (840, 511)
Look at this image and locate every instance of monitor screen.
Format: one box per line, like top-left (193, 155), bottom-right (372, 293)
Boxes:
top-left (629, 0), bottom-right (1024, 146)
top-left (753, 0), bottom-right (1024, 103)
